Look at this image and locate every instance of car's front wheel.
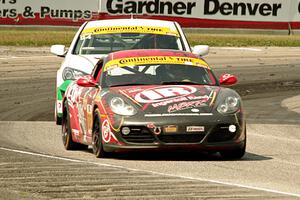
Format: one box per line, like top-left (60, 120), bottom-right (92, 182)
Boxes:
top-left (219, 143), bottom-right (246, 160)
top-left (92, 109), bottom-right (107, 158)
top-left (62, 101), bottom-right (87, 150)
top-left (219, 126), bottom-right (247, 160)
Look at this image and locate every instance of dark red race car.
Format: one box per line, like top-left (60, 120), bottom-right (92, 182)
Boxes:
top-left (62, 49), bottom-right (246, 159)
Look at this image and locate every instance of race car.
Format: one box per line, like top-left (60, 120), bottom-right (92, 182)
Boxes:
top-left (51, 18), bottom-right (209, 125)
top-left (62, 49), bottom-right (246, 159)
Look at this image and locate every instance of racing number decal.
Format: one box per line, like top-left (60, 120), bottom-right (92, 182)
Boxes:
top-left (102, 120), bottom-right (112, 143)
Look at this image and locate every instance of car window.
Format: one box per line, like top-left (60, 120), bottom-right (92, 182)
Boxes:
top-left (101, 64), bottom-right (216, 87)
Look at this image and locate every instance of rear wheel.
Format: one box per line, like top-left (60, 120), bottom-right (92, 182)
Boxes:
top-left (92, 109), bottom-right (107, 158)
top-left (62, 101), bottom-right (87, 150)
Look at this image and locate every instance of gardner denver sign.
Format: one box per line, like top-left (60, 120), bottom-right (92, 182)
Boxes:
top-left (103, 0), bottom-right (288, 21)
top-left (204, 0), bottom-right (282, 17)
top-left (106, 0), bottom-right (196, 15)
top-left (100, 0), bottom-right (300, 29)
top-left (1, 0), bottom-right (300, 29)
top-left (106, 0), bottom-right (282, 17)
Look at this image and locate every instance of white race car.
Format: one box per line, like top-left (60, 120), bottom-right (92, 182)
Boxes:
top-left (51, 18), bottom-right (209, 124)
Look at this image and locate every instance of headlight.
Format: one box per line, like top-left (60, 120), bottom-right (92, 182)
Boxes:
top-left (62, 67), bottom-right (88, 80)
top-left (217, 96), bottom-right (240, 114)
top-left (109, 97), bottom-right (137, 116)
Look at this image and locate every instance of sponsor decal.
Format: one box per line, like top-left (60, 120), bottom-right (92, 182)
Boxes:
top-left (191, 108), bottom-right (200, 113)
top-left (133, 85), bottom-right (216, 112)
top-left (204, 0), bottom-right (282, 17)
top-left (167, 99), bottom-right (209, 113)
top-left (186, 126), bottom-right (205, 132)
top-left (106, 0), bottom-right (196, 15)
top-left (135, 85), bottom-right (197, 104)
top-left (81, 26), bottom-right (179, 37)
top-left (166, 90), bottom-right (215, 112)
top-left (104, 56), bottom-right (208, 72)
top-left (163, 125), bottom-right (178, 133)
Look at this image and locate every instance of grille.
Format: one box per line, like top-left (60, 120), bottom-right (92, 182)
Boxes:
top-left (158, 134), bottom-right (205, 144)
top-left (121, 126), bottom-right (155, 143)
top-left (207, 124), bottom-right (238, 143)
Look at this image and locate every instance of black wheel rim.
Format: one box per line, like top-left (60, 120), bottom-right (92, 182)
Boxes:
top-left (62, 116), bottom-right (68, 146)
top-left (92, 118), bottom-right (101, 154)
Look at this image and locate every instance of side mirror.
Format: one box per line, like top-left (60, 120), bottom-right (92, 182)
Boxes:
top-left (192, 45), bottom-right (209, 56)
top-left (219, 74), bottom-right (237, 86)
top-left (50, 45), bottom-right (67, 57)
top-left (76, 75), bottom-right (98, 87)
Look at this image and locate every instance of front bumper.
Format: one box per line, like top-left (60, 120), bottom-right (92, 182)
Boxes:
top-left (55, 80), bottom-right (74, 124)
top-left (103, 113), bottom-right (246, 153)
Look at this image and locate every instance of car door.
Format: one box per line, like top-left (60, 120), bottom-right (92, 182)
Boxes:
top-left (79, 60), bottom-right (103, 144)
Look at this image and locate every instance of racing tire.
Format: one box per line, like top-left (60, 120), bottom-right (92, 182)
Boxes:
top-left (219, 142), bottom-right (246, 160)
top-left (62, 101), bottom-right (88, 150)
top-left (220, 126), bottom-right (246, 160)
top-left (56, 116), bottom-right (62, 125)
top-left (92, 109), bottom-right (107, 158)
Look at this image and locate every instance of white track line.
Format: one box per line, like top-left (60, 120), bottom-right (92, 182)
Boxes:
top-left (215, 47), bottom-right (262, 52)
top-left (1, 147), bottom-right (299, 198)
top-left (0, 55), bottom-right (56, 60)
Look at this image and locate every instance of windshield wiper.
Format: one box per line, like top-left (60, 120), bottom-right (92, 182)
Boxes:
top-left (160, 81), bottom-right (202, 85)
top-left (109, 83), bottom-right (150, 87)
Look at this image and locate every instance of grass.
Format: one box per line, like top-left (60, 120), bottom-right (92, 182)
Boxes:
top-left (0, 28), bottom-right (76, 46)
top-left (187, 33), bottom-right (300, 47)
top-left (1, 27), bottom-right (300, 47)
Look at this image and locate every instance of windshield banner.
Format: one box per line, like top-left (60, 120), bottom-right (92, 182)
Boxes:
top-left (81, 26), bottom-right (179, 37)
top-left (104, 56), bottom-right (209, 72)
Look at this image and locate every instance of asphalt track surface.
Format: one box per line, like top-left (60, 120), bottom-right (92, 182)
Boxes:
top-left (0, 47), bottom-right (299, 199)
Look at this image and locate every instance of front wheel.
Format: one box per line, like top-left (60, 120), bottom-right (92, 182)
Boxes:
top-left (62, 101), bottom-right (87, 150)
top-left (219, 143), bottom-right (246, 160)
top-left (92, 109), bottom-right (107, 158)
top-left (220, 125), bottom-right (247, 160)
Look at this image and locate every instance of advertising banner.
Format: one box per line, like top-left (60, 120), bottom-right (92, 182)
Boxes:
top-left (0, 0), bottom-right (98, 26)
top-left (102, 0), bottom-right (290, 21)
top-left (0, 0), bottom-right (300, 30)
top-left (99, 0), bottom-right (296, 29)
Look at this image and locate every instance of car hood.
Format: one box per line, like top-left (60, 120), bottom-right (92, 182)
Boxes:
top-left (64, 54), bottom-right (105, 74)
top-left (104, 85), bottom-right (222, 115)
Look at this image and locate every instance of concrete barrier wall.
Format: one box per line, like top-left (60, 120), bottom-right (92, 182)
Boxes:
top-left (0, 0), bottom-right (300, 30)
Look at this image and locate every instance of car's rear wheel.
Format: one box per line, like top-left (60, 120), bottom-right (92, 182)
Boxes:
top-left (62, 101), bottom-right (87, 150)
top-left (92, 109), bottom-right (107, 158)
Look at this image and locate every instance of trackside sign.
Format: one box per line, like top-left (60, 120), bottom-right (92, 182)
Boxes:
top-left (1, 0), bottom-right (300, 29)
top-left (100, 0), bottom-right (300, 29)
top-left (0, 0), bottom-right (98, 26)
top-left (102, 0), bottom-right (289, 21)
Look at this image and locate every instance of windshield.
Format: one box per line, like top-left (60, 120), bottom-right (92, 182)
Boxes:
top-left (101, 63), bottom-right (217, 88)
top-left (74, 33), bottom-right (182, 55)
